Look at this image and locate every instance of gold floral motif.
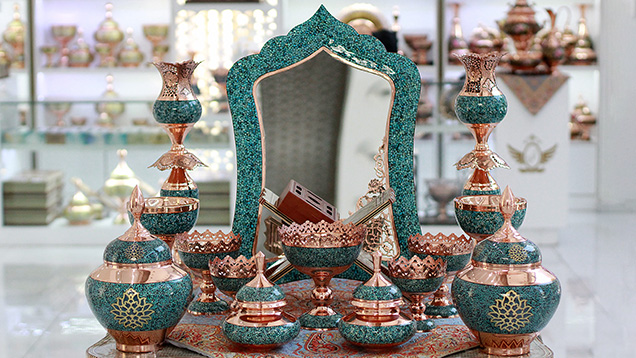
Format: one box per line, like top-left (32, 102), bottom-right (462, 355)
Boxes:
top-left (124, 243), bottom-right (143, 262)
top-left (110, 288), bottom-right (154, 329)
top-left (488, 290), bottom-right (533, 332)
top-left (509, 245), bottom-right (528, 262)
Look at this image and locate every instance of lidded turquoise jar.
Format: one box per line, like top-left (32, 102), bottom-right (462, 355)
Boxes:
top-left (338, 251), bottom-right (416, 349)
top-left (222, 252), bottom-right (299, 349)
top-left (452, 187), bottom-right (560, 356)
top-left (86, 186), bottom-right (192, 353)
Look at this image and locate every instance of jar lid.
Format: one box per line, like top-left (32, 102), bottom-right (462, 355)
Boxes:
top-left (234, 252), bottom-right (286, 303)
top-left (104, 186), bottom-right (171, 264)
top-left (472, 186), bottom-right (542, 265)
top-left (353, 251), bottom-right (402, 301)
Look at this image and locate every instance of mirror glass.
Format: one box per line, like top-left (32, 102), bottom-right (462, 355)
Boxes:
top-left (252, 49), bottom-right (393, 258)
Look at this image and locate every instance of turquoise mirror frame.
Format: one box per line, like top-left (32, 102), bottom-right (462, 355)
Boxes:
top-left (227, 6), bottom-right (421, 258)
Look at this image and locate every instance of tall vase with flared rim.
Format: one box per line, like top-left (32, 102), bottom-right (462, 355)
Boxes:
top-left (454, 52), bottom-right (509, 195)
top-left (452, 187), bottom-right (560, 356)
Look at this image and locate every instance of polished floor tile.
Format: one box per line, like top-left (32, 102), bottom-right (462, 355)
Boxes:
top-left (0, 210), bottom-right (633, 357)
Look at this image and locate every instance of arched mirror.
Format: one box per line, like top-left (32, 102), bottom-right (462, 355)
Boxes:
top-left (227, 6), bottom-right (421, 278)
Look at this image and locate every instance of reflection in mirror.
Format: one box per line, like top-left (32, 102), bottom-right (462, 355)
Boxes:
top-left (254, 49), bottom-right (393, 258)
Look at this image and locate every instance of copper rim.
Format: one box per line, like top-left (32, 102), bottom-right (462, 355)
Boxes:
top-left (408, 232), bottom-right (473, 256)
top-left (209, 255), bottom-right (257, 278)
top-left (387, 255), bottom-right (446, 279)
top-left (133, 196), bottom-right (199, 214)
top-left (176, 230), bottom-right (241, 254)
top-left (457, 261), bottom-right (558, 286)
top-left (278, 220), bottom-right (366, 248)
top-left (90, 262), bottom-right (188, 284)
top-left (454, 194), bottom-right (526, 212)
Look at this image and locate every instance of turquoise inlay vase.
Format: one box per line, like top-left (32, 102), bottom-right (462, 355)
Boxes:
top-left (222, 252), bottom-right (299, 348)
top-left (152, 60), bottom-right (201, 125)
top-left (453, 52), bottom-right (509, 196)
top-left (452, 187), bottom-right (560, 356)
top-left (86, 187), bottom-right (192, 353)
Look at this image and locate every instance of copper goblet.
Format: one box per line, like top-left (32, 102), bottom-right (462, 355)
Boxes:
top-left (51, 25), bottom-right (77, 66)
top-left (408, 233), bottom-right (473, 318)
top-left (279, 221), bottom-right (366, 330)
top-left (143, 24), bottom-right (169, 63)
top-left (426, 178), bottom-right (461, 223)
top-left (45, 101), bottom-right (72, 127)
top-left (388, 255), bottom-right (446, 331)
top-left (176, 230), bottom-right (240, 315)
top-left (209, 254), bottom-right (257, 309)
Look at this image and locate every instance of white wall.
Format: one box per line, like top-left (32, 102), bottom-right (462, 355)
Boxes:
top-left (597, 1), bottom-right (636, 211)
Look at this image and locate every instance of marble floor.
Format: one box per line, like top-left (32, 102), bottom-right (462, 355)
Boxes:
top-left (0, 210), bottom-right (633, 357)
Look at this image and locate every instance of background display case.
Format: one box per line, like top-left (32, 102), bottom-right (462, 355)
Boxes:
top-left (0, 0), bottom-right (601, 232)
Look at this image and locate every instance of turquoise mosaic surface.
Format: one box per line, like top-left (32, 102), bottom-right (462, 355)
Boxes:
top-left (455, 207), bottom-right (526, 237)
top-left (153, 100), bottom-right (202, 124)
top-left (103, 238), bottom-right (171, 264)
top-left (352, 284), bottom-right (402, 301)
top-left (299, 311), bottom-right (342, 329)
top-left (338, 318), bottom-right (415, 347)
top-left (227, 6), bottom-right (421, 259)
top-left (139, 210), bottom-right (198, 236)
top-left (425, 304), bottom-right (459, 318)
top-left (211, 276), bottom-right (254, 296)
top-left (160, 188), bottom-right (199, 199)
top-left (462, 188), bottom-right (500, 196)
top-left (282, 244), bottom-right (361, 269)
top-left (390, 276), bottom-right (445, 294)
top-left (452, 279), bottom-right (561, 334)
top-left (222, 320), bottom-right (299, 347)
top-left (235, 285), bottom-right (286, 302)
top-left (472, 240), bottom-right (542, 265)
top-left (455, 95), bottom-right (507, 124)
top-left (188, 299), bottom-right (229, 314)
top-left (85, 276), bottom-right (192, 332)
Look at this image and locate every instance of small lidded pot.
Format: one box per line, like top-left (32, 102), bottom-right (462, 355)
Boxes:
top-left (85, 186), bottom-right (192, 353)
top-left (452, 187), bottom-right (561, 356)
top-left (222, 252), bottom-right (299, 349)
top-left (338, 251), bottom-right (415, 349)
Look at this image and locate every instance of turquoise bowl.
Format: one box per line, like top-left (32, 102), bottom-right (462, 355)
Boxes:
top-left (153, 100), bottom-right (202, 124)
top-left (222, 313), bottom-right (300, 348)
top-left (338, 313), bottom-right (416, 348)
top-left (281, 244), bottom-right (362, 270)
top-left (454, 195), bottom-right (526, 242)
top-left (454, 95), bottom-right (507, 125)
top-left (134, 196), bottom-right (199, 236)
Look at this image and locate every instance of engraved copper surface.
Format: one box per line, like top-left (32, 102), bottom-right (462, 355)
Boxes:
top-left (108, 328), bottom-right (172, 353)
top-left (472, 330), bottom-right (539, 356)
top-left (408, 233), bottom-right (473, 256)
top-left (456, 261), bottom-right (556, 286)
top-left (90, 261), bottom-right (188, 285)
top-left (133, 196), bottom-right (199, 214)
top-left (455, 194), bottom-right (527, 213)
top-left (149, 151), bottom-right (206, 171)
top-left (117, 186), bottom-right (154, 242)
top-left (456, 52), bottom-right (504, 97)
top-left (154, 60), bottom-right (200, 101)
top-left (209, 255), bottom-right (257, 278)
top-left (161, 169), bottom-right (197, 190)
top-left (176, 230), bottom-right (241, 254)
top-left (278, 220), bottom-right (366, 248)
top-left (387, 255), bottom-right (446, 280)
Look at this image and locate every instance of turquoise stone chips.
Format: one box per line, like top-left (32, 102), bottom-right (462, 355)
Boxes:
top-left (452, 187), bottom-right (561, 356)
top-left (85, 187), bottom-right (192, 353)
top-left (152, 100), bottom-right (202, 124)
top-left (455, 95), bottom-right (508, 124)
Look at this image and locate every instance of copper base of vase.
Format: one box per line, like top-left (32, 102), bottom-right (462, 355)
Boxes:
top-left (473, 330), bottom-right (538, 356)
top-left (108, 327), bottom-right (172, 353)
